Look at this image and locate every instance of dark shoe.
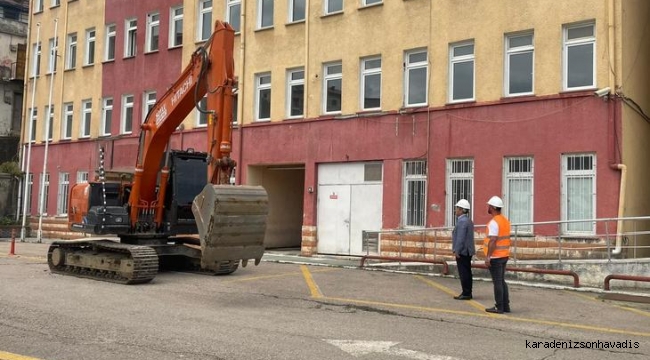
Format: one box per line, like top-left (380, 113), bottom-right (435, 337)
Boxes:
top-left (504, 308), bottom-right (511, 313)
top-left (453, 294), bottom-right (472, 300)
top-left (485, 307), bottom-right (504, 314)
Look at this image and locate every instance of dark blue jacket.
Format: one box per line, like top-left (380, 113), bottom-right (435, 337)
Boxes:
top-left (452, 214), bottom-right (475, 256)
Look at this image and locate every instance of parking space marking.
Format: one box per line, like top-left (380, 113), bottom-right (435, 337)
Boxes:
top-left (0, 351), bottom-right (42, 360)
top-left (301, 265), bottom-right (324, 298)
top-left (565, 290), bottom-right (650, 318)
top-left (414, 275), bottom-right (488, 313)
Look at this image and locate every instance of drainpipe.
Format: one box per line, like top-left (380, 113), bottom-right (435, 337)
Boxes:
top-left (610, 163), bottom-right (626, 255)
top-left (236, 0), bottom-right (246, 184)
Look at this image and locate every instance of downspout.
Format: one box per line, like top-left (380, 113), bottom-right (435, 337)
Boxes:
top-left (304, 0), bottom-right (310, 118)
top-left (607, 0), bottom-right (625, 255)
top-left (236, 0), bottom-right (246, 184)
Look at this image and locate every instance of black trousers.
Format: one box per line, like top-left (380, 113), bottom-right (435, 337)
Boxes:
top-left (488, 257), bottom-right (510, 311)
top-left (455, 255), bottom-right (473, 296)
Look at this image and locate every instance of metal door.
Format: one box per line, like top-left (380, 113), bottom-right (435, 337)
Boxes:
top-left (317, 185), bottom-right (351, 254)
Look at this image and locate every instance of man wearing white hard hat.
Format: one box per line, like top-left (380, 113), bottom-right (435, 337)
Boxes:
top-left (484, 196), bottom-right (511, 314)
top-left (452, 199), bottom-right (475, 300)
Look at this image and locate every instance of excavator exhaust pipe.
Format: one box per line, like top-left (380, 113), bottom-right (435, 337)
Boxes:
top-left (192, 184), bottom-right (269, 272)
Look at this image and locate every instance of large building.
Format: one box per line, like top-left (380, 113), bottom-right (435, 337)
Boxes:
top-left (20, 1), bottom-right (650, 256)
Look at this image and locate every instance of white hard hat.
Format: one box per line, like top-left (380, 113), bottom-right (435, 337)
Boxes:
top-left (487, 196), bottom-right (504, 208)
top-left (455, 199), bottom-right (471, 210)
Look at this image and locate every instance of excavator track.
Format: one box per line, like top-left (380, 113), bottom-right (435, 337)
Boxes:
top-left (47, 240), bottom-right (159, 284)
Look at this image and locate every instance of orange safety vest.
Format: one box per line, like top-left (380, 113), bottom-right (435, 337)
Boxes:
top-left (483, 214), bottom-right (511, 258)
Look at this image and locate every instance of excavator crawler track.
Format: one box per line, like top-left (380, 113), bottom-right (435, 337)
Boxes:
top-left (47, 240), bottom-right (159, 284)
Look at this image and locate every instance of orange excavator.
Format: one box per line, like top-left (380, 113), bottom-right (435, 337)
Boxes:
top-left (47, 21), bottom-right (268, 284)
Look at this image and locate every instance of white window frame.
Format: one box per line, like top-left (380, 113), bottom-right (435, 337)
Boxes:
top-left (105, 24), bottom-right (116, 61)
top-left (34, 0), bottom-right (44, 13)
top-left (47, 37), bottom-right (57, 74)
top-left (255, 73), bottom-right (272, 121)
top-left (286, 68), bottom-right (304, 118)
top-left (76, 171), bottom-right (89, 184)
top-left (65, 33), bottom-right (77, 70)
top-left (289, 0), bottom-right (305, 23)
top-left (44, 105), bottom-right (54, 141)
top-left (446, 159), bottom-right (474, 226)
top-left (196, 95), bottom-right (208, 127)
top-left (101, 98), bottom-right (113, 136)
top-left (322, 62), bottom-right (342, 114)
top-left (324, 0), bottom-right (343, 15)
top-left (50, 0), bottom-right (60, 7)
top-left (561, 153), bottom-right (596, 234)
top-left (226, 0), bottom-right (241, 33)
top-left (449, 41), bottom-right (475, 103)
top-left (505, 32), bottom-right (534, 97)
top-left (57, 172), bottom-right (69, 215)
top-left (503, 157), bottom-right (534, 233)
top-left (360, 56), bottom-right (382, 111)
top-left (125, 19), bottom-right (137, 58)
top-left (363, 0), bottom-right (382, 6)
top-left (31, 42), bottom-right (41, 77)
top-left (80, 99), bottom-right (92, 138)
top-left (25, 173), bottom-right (33, 214)
top-left (39, 173), bottom-right (50, 216)
top-left (143, 91), bottom-right (156, 122)
top-left (402, 160), bottom-right (427, 228)
top-left (146, 12), bottom-right (160, 53)
top-left (257, 0), bottom-right (274, 29)
top-left (29, 108), bottom-right (37, 142)
top-left (84, 28), bottom-right (95, 65)
top-left (169, 6), bottom-right (183, 48)
top-left (198, 0), bottom-right (212, 41)
top-left (62, 103), bottom-right (73, 140)
top-left (563, 22), bottom-right (596, 91)
top-left (121, 94), bottom-right (134, 134)
top-left (404, 49), bottom-right (428, 107)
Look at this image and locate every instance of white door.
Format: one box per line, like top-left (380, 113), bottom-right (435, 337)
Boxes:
top-left (349, 184), bottom-right (382, 255)
top-left (317, 185), bottom-right (351, 254)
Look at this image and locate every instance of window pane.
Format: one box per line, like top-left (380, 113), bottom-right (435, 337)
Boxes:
top-left (229, 4), bottom-right (240, 32)
top-left (406, 180), bottom-right (425, 226)
top-left (507, 178), bottom-right (532, 226)
top-left (567, 177), bottom-right (593, 232)
top-left (363, 73), bottom-right (381, 109)
top-left (292, 0), bottom-right (305, 21)
top-left (290, 84), bottom-right (303, 116)
top-left (568, 25), bottom-right (593, 40)
top-left (327, 0), bottom-right (343, 13)
top-left (567, 44), bottom-right (593, 88)
top-left (326, 78), bottom-right (341, 112)
top-left (453, 44), bottom-right (474, 57)
top-left (261, 0), bottom-right (273, 27)
top-left (259, 88), bottom-right (271, 119)
top-left (509, 52), bottom-right (533, 94)
top-left (408, 67), bottom-right (427, 105)
top-left (509, 34), bottom-right (532, 48)
top-left (453, 61), bottom-right (473, 100)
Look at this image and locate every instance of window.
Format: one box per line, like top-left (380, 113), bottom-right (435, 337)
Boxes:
top-left (47, 37), bottom-right (57, 74)
top-left (563, 22), bottom-right (595, 90)
top-left (44, 105), bottom-right (54, 141)
top-left (363, 0), bottom-right (382, 6)
top-left (51, 0), bottom-right (60, 7)
top-left (198, 0), bottom-right (212, 41)
top-left (85, 28), bottom-right (95, 65)
top-left (449, 41), bottom-right (475, 102)
top-left (446, 159), bottom-right (474, 226)
top-left (57, 172), bottom-right (69, 215)
top-left (257, 0), bottom-right (273, 29)
top-left (25, 173), bottom-right (33, 214)
top-left (31, 42), bottom-right (41, 76)
top-left (65, 33), bottom-right (77, 70)
top-left (170, 6), bottom-right (183, 47)
top-left (361, 56), bottom-right (381, 110)
top-left (62, 103), bottom-right (73, 139)
top-left (196, 95), bottom-right (208, 127)
top-left (101, 98), bottom-right (113, 136)
top-left (289, 0), bottom-right (305, 22)
top-left (143, 91), bottom-right (156, 122)
top-left (121, 95), bottom-right (134, 134)
top-left (255, 73), bottom-right (271, 121)
top-left (29, 108), bottom-right (37, 142)
top-left (80, 99), bottom-right (91, 138)
top-left (39, 173), bottom-right (49, 216)
top-left (34, 0), bottom-right (43, 13)
top-left (325, 0), bottom-right (343, 14)
top-left (146, 12), bottom-right (160, 52)
top-left (286, 68), bottom-right (304, 118)
top-left (504, 157), bottom-right (533, 233)
top-left (323, 62), bottom-right (342, 114)
top-left (404, 49), bottom-right (428, 107)
top-left (403, 160), bottom-right (427, 228)
top-left (562, 154), bottom-right (596, 234)
top-left (77, 171), bottom-right (89, 184)
top-left (226, 0), bottom-right (240, 33)
top-left (105, 24), bottom-right (116, 61)
top-left (505, 33), bottom-right (534, 96)
top-left (125, 19), bottom-right (137, 57)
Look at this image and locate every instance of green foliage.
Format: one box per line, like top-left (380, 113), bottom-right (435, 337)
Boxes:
top-left (0, 161), bottom-right (21, 177)
top-left (0, 216), bottom-right (17, 226)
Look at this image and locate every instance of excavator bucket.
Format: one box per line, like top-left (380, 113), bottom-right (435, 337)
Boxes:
top-left (192, 184), bottom-right (268, 272)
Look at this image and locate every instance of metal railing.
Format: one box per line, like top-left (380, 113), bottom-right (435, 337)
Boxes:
top-left (362, 216), bottom-right (650, 264)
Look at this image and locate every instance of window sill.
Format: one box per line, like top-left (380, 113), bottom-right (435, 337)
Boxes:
top-left (82, 63), bottom-right (94, 68)
top-left (79, 136), bottom-right (90, 140)
top-left (168, 45), bottom-right (182, 50)
top-left (98, 134), bottom-right (111, 138)
top-left (64, 68), bottom-right (75, 72)
top-left (123, 56), bottom-right (136, 60)
top-left (359, 2), bottom-right (384, 11)
top-left (321, 11), bottom-right (343, 19)
top-left (254, 26), bottom-right (274, 33)
top-left (286, 19), bottom-right (305, 27)
top-left (144, 50), bottom-right (159, 55)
